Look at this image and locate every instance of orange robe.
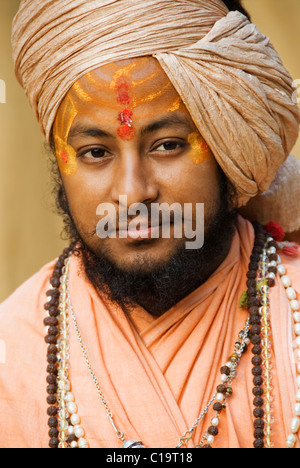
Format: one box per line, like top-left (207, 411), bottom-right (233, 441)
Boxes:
top-left (0, 215), bottom-right (299, 448)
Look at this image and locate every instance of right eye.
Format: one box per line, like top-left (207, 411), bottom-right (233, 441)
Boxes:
top-left (78, 147), bottom-right (111, 161)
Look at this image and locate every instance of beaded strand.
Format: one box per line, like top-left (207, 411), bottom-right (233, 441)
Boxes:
top-left (44, 247), bottom-right (74, 448)
top-left (254, 235), bottom-right (277, 448)
top-left (195, 322), bottom-right (250, 448)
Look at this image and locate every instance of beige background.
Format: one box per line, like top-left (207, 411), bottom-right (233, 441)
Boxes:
top-left (0, 0), bottom-right (299, 303)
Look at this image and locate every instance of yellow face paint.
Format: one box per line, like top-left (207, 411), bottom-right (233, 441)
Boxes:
top-left (131, 69), bottom-right (159, 89)
top-left (54, 134), bottom-right (78, 175)
top-left (135, 81), bottom-right (171, 106)
top-left (188, 132), bottom-right (213, 165)
top-left (109, 58), bottom-right (184, 119)
top-left (167, 96), bottom-right (181, 113)
top-left (53, 95), bottom-right (78, 175)
top-left (72, 81), bottom-right (93, 103)
top-left (109, 61), bottom-right (137, 90)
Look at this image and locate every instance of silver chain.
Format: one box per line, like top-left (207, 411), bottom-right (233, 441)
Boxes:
top-left (66, 260), bottom-right (125, 442)
top-left (176, 318), bottom-right (250, 448)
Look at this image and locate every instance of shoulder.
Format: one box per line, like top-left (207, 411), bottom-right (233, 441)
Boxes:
top-left (0, 259), bottom-right (57, 340)
top-left (0, 259), bottom-right (57, 447)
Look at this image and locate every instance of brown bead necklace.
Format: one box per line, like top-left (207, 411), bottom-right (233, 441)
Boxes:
top-left (43, 223), bottom-right (282, 448)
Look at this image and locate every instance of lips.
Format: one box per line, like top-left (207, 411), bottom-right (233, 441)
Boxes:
top-left (123, 225), bottom-right (160, 239)
top-left (117, 213), bottom-right (175, 232)
top-left (117, 221), bottom-right (174, 239)
top-left (117, 223), bottom-right (160, 231)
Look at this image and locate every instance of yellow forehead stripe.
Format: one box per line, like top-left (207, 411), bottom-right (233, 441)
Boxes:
top-left (167, 96), bottom-right (181, 113)
top-left (131, 70), bottom-right (159, 88)
top-left (72, 81), bottom-right (93, 103)
top-left (109, 62), bottom-right (137, 90)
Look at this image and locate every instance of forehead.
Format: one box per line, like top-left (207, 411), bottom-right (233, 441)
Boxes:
top-left (78, 56), bottom-right (172, 94)
top-left (55, 56), bottom-right (183, 124)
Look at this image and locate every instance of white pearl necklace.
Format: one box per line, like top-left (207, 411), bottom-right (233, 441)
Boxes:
top-left (276, 257), bottom-right (300, 448)
top-left (55, 259), bottom-right (89, 449)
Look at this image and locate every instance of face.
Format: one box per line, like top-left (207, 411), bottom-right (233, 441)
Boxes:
top-left (53, 57), bottom-right (221, 273)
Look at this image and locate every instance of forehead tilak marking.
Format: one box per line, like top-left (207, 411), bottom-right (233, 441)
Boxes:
top-left (112, 65), bottom-right (137, 141)
top-left (54, 59), bottom-right (185, 160)
top-left (69, 59), bottom-right (182, 114)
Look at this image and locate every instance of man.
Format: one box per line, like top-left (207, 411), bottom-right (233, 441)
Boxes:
top-left (0, 0), bottom-right (300, 449)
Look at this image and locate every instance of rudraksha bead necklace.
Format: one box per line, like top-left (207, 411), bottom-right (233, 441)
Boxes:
top-left (43, 223), bottom-right (300, 448)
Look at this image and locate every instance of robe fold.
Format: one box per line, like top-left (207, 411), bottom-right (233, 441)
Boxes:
top-left (0, 215), bottom-right (299, 448)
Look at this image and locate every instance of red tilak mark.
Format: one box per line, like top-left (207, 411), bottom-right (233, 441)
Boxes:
top-left (117, 92), bottom-right (131, 106)
top-left (115, 78), bottom-right (131, 105)
top-left (115, 77), bottom-right (130, 92)
top-left (115, 76), bottom-right (135, 141)
top-left (60, 151), bottom-right (68, 163)
top-left (117, 125), bottom-right (136, 141)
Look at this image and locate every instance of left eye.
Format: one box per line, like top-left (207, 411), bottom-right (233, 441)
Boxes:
top-left (155, 142), bottom-right (183, 151)
top-left (88, 148), bottom-right (107, 158)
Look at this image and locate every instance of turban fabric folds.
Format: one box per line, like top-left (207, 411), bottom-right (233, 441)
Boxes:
top-left (12, 0), bottom-right (300, 231)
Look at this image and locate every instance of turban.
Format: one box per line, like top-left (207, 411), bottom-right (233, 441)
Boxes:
top-left (12, 0), bottom-right (300, 232)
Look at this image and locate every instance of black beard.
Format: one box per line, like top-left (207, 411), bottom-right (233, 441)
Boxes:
top-left (68, 175), bottom-right (239, 317)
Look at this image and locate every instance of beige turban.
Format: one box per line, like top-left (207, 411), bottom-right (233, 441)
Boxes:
top-left (12, 0), bottom-right (300, 232)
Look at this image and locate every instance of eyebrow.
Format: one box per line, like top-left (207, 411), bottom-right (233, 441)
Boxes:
top-left (140, 114), bottom-right (193, 137)
top-left (67, 113), bottom-right (193, 143)
top-left (68, 125), bottom-right (112, 142)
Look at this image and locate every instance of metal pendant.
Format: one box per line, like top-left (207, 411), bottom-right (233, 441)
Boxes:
top-left (122, 440), bottom-right (145, 448)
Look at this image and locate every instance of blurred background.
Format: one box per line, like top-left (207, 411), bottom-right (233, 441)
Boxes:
top-left (0, 0), bottom-right (300, 302)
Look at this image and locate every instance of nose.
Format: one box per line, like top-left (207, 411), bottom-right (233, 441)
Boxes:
top-left (111, 150), bottom-right (159, 209)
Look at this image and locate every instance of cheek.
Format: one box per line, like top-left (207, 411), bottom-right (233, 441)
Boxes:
top-left (173, 159), bottom-right (221, 216)
top-left (61, 173), bottom-right (105, 230)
